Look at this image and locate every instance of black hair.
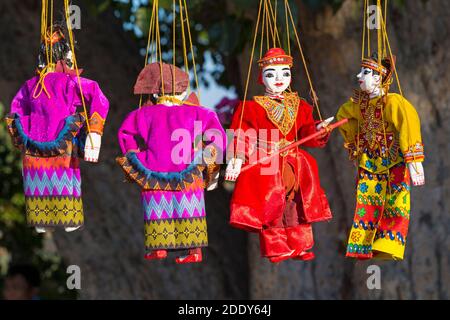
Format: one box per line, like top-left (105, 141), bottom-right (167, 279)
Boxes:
top-left (368, 52), bottom-right (390, 77)
top-left (37, 24), bottom-right (73, 70)
top-left (7, 264), bottom-right (41, 288)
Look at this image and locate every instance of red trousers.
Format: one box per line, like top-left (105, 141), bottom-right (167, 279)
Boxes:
top-left (259, 161), bottom-right (314, 258)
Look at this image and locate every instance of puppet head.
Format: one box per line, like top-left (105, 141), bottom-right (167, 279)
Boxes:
top-left (258, 48), bottom-right (293, 96)
top-left (357, 52), bottom-right (395, 96)
top-left (37, 25), bottom-right (73, 71)
top-left (134, 62), bottom-right (190, 105)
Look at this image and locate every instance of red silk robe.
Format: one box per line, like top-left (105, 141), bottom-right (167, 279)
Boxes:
top-left (228, 93), bottom-right (332, 260)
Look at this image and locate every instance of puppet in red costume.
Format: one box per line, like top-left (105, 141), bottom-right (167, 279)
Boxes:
top-left (225, 48), bottom-right (333, 263)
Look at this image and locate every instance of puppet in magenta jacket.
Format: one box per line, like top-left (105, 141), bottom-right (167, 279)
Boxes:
top-left (117, 62), bottom-right (226, 264)
top-left (5, 27), bottom-right (109, 233)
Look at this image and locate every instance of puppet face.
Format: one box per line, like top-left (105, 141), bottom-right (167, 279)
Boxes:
top-left (357, 67), bottom-right (382, 93)
top-left (262, 65), bottom-right (291, 95)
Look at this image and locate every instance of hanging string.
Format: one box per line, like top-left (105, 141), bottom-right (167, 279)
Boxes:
top-left (264, 0), bottom-right (270, 50)
top-left (234, 0), bottom-right (263, 163)
top-left (367, 0), bottom-right (371, 55)
top-left (178, 0), bottom-right (190, 93)
top-left (259, 2), bottom-right (266, 58)
top-left (383, 0), bottom-right (388, 57)
top-left (285, 1), bottom-right (323, 121)
top-left (172, 0), bottom-right (176, 96)
top-left (266, 0), bottom-right (282, 48)
top-left (379, 6), bottom-right (418, 171)
top-left (284, 0), bottom-right (291, 56)
top-left (377, 0), bottom-right (382, 65)
top-left (63, 0), bottom-right (93, 147)
top-left (361, 0), bottom-right (367, 60)
top-left (33, 0), bottom-right (55, 99)
top-left (183, 0), bottom-right (201, 101)
top-left (139, 0), bottom-right (157, 108)
top-left (154, 0), bottom-right (165, 97)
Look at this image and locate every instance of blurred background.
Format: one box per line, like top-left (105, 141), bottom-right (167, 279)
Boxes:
top-left (0, 0), bottom-right (448, 299)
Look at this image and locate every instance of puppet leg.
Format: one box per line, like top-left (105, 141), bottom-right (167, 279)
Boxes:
top-left (372, 164), bottom-right (410, 260)
top-left (346, 168), bottom-right (387, 259)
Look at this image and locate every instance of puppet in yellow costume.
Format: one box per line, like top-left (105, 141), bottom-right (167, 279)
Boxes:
top-left (336, 54), bottom-right (425, 260)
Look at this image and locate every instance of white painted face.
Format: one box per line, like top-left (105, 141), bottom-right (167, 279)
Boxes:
top-left (262, 64), bottom-right (292, 95)
top-left (357, 67), bottom-right (382, 93)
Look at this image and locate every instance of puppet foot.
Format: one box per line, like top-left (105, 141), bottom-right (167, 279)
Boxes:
top-left (175, 248), bottom-right (202, 264)
top-left (292, 251), bottom-right (315, 261)
top-left (35, 227), bottom-right (47, 233)
top-left (65, 226), bottom-right (82, 233)
top-left (144, 250), bottom-right (168, 260)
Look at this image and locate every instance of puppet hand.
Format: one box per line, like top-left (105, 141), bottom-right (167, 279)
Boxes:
top-left (316, 116), bottom-right (334, 130)
top-left (84, 133), bottom-right (102, 163)
top-left (408, 162), bottom-right (425, 186)
top-left (225, 158), bottom-right (243, 182)
top-left (206, 170), bottom-right (220, 191)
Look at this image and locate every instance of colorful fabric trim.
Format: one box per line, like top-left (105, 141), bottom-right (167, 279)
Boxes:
top-left (254, 93), bottom-right (299, 136)
top-left (144, 217), bottom-right (208, 250)
top-left (116, 151), bottom-right (205, 191)
top-left (87, 111), bottom-right (106, 135)
top-left (23, 169), bottom-right (81, 197)
top-left (25, 196), bottom-right (84, 227)
top-left (5, 113), bottom-right (85, 157)
top-left (403, 142), bottom-right (425, 163)
top-left (142, 190), bottom-right (206, 220)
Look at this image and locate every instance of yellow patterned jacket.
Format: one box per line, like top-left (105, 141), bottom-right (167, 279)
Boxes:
top-left (336, 92), bottom-right (424, 174)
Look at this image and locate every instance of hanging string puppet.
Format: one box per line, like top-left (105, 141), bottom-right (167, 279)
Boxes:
top-left (336, 0), bottom-right (424, 260)
top-left (117, 1), bottom-right (226, 264)
top-left (224, 0), bottom-right (344, 263)
top-left (5, 18), bottom-right (109, 233)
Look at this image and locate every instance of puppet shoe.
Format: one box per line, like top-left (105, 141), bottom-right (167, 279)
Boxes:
top-left (292, 251), bottom-right (315, 261)
top-left (145, 250), bottom-right (168, 260)
top-left (175, 248), bottom-right (202, 264)
top-left (35, 227), bottom-right (47, 233)
top-left (65, 226), bottom-right (82, 233)
top-left (268, 250), bottom-right (296, 263)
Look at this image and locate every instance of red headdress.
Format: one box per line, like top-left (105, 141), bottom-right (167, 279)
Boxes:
top-left (361, 55), bottom-right (396, 85)
top-left (257, 48), bottom-right (293, 85)
top-left (134, 62), bottom-right (189, 95)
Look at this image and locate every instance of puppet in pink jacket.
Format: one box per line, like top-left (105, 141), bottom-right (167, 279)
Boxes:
top-left (5, 26), bottom-right (109, 233)
top-left (117, 62), bottom-right (226, 264)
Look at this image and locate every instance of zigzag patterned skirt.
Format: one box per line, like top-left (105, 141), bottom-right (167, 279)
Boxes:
top-left (23, 154), bottom-right (84, 228)
top-left (142, 176), bottom-right (208, 251)
top-left (116, 151), bottom-right (209, 251)
top-left (6, 113), bottom-right (85, 228)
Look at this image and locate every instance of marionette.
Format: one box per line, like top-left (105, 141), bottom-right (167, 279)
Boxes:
top-left (225, 48), bottom-right (335, 263)
top-left (336, 53), bottom-right (425, 260)
top-left (117, 62), bottom-right (226, 264)
top-left (5, 25), bottom-right (109, 233)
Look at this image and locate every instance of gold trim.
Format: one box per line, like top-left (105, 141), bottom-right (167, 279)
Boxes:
top-left (254, 92), bottom-right (300, 136)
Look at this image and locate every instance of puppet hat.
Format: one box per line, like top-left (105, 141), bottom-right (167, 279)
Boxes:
top-left (134, 62), bottom-right (189, 95)
top-left (257, 48), bottom-right (293, 84)
top-left (361, 53), bottom-right (396, 85)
